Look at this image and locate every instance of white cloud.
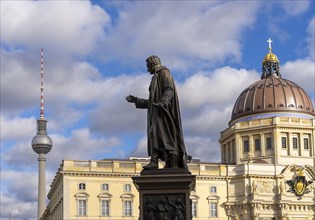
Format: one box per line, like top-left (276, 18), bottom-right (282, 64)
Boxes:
top-left (1, 1), bottom-right (110, 55)
top-left (3, 128), bottom-right (121, 170)
top-left (89, 74), bottom-right (150, 134)
top-left (282, 59), bottom-right (315, 98)
top-left (50, 128), bottom-right (120, 163)
top-left (100, 1), bottom-right (259, 70)
top-left (0, 50), bottom-right (39, 114)
top-left (185, 136), bottom-right (220, 162)
top-left (179, 67), bottom-right (259, 137)
top-left (129, 136), bottom-right (148, 158)
top-left (130, 135), bottom-right (221, 163)
top-left (1, 116), bottom-right (35, 141)
top-left (0, 170), bottom-right (54, 219)
top-left (0, 193), bottom-right (36, 219)
top-left (179, 67), bottom-right (259, 109)
top-left (2, 171), bottom-right (38, 201)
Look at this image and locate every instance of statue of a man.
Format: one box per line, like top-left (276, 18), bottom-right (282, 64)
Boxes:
top-left (126, 55), bottom-right (189, 171)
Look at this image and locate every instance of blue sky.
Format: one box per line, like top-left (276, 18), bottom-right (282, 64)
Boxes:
top-left (1, 0), bottom-right (314, 218)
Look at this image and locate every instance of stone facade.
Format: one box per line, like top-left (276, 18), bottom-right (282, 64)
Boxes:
top-left (42, 155), bottom-right (315, 219)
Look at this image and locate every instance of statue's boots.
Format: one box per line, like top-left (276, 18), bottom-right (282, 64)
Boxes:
top-left (164, 153), bottom-right (171, 169)
top-left (143, 150), bottom-right (159, 170)
top-left (169, 154), bottom-right (178, 169)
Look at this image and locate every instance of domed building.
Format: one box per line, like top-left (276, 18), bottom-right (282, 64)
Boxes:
top-left (219, 43), bottom-right (315, 219)
top-left (42, 42), bottom-right (314, 220)
top-left (221, 44), bottom-right (315, 166)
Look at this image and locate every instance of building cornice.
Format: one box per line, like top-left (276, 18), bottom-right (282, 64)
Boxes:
top-left (61, 171), bottom-right (139, 178)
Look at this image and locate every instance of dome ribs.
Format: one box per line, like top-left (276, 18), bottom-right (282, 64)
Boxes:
top-left (230, 77), bottom-right (315, 124)
top-left (271, 77), bottom-right (276, 110)
top-left (231, 94), bottom-right (242, 118)
top-left (287, 80), bottom-right (298, 109)
top-left (295, 84), bottom-right (306, 110)
top-left (242, 88), bottom-right (250, 113)
top-left (279, 79), bottom-right (288, 108)
top-left (252, 81), bottom-right (259, 111)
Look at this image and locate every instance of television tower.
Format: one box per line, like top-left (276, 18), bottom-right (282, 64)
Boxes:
top-left (31, 48), bottom-right (53, 220)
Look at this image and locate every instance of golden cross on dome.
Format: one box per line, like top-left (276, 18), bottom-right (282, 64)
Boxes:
top-left (267, 38), bottom-right (273, 52)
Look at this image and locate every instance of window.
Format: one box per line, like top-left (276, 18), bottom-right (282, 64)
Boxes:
top-left (293, 137), bottom-right (298, 149)
top-left (304, 138), bottom-right (309, 150)
top-left (99, 193), bottom-right (112, 217)
top-left (124, 201), bottom-right (132, 216)
top-left (192, 201), bottom-right (197, 217)
top-left (78, 183), bottom-right (86, 190)
top-left (75, 192), bottom-right (89, 217)
top-left (207, 195), bottom-right (220, 218)
top-left (254, 138), bottom-right (261, 151)
top-left (74, 192), bottom-right (90, 216)
top-left (121, 193), bottom-right (134, 216)
top-left (102, 183), bottom-right (109, 191)
top-left (210, 202), bottom-right (217, 217)
top-left (266, 137), bottom-right (272, 150)
top-left (78, 200), bottom-right (86, 216)
top-left (210, 186), bottom-right (217, 193)
top-left (243, 140), bottom-right (249, 153)
top-left (101, 200), bottom-right (110, 216)
top-left (124, 184), bottom-right (131, 192)
top-left (281, 137), bottom-right (287, 148)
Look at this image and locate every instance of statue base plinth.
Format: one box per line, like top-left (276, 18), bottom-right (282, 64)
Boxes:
top-left (132, 169), bottom-right (196, 220)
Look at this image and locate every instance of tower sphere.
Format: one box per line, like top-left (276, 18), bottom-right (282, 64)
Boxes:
top-left (32, 133), bottom-right (53, 154)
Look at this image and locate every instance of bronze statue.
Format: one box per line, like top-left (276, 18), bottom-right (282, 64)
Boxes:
top-left (126, 55), bottom-right (189, 171)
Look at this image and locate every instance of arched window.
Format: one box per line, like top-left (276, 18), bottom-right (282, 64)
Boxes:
top-left (210, 186), bottom-right (217, 194)
top-left (124, 184), bottom-right (132, 192)
top-left (102, 183), bottom-right (109, 191)
top-left (78, 183), bottom-right (86, 190)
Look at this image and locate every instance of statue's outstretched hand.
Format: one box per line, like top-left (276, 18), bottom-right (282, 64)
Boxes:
top-left (125, 95), bottom-right (138, 103)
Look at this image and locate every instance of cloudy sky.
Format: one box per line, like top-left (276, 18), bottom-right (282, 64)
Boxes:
top-left (1, 0), bottom-right (314, 218)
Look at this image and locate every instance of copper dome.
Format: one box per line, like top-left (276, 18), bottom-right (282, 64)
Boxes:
top-left (230, 49), bottom-right (315, 125)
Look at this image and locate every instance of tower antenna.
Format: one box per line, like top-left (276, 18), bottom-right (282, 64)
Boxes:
top-left (40, 48), bottom-right (45, 119)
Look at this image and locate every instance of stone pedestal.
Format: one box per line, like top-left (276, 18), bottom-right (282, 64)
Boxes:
top-left (132, 169), bottom-right (196, 220)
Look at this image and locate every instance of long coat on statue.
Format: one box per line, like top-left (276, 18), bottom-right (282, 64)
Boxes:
top-left (135, 66), bottom-right (188, 169)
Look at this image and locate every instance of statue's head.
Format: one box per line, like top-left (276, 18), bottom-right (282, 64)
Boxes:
top-left (146, 55), bottom-right (161, 74)
top-left (175, 198), bottom-right (182, 205)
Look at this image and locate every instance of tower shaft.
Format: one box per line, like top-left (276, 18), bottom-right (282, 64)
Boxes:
top-left (38, 153), bottom-right (47, 219)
